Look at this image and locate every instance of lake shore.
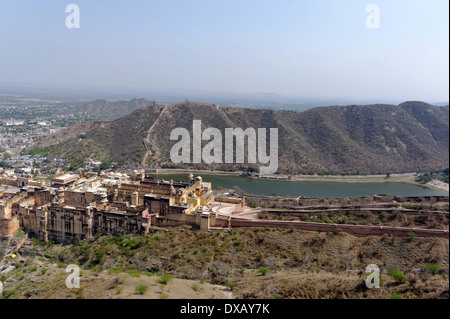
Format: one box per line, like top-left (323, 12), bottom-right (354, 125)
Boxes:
top-left (425, 179), bottom-right (450, 194)
top-left (289, 173), bottom-right (416, 183)
top-left (149, 169), bottom-right (449, 195)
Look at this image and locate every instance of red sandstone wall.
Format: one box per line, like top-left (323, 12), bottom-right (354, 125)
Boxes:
top-left (229, 219), bottom-right (449, 239)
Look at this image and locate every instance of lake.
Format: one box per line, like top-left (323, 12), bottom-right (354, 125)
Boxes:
top-left (148, 173), bottom-right (448, 198)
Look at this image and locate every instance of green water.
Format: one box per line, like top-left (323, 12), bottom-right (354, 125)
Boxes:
top-left (148, 174), bottom-right (448, 198)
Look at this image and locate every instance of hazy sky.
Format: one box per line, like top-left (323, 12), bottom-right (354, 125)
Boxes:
top-left (0, 0), bottom-right (448, 102)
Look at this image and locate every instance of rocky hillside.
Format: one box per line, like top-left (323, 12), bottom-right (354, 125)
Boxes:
top-left (30, 101), bottom-right (449, 174)
top-left (1, 228), bottom-right (448, 299)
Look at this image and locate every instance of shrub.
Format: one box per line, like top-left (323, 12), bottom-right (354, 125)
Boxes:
top-left (387, 268), bottom-right (407, 284)
top-left (407, 231), bottom-right (416, 239)
top-left (426, 263), bottom-right (441, 275)
top-left (389, 294), bottom-right (404, 299)
top-left (248, 199), bottom-right (259, 209)
top-left (126, 269), bottom-right (141, 277)
top-left (258, 267), bottom-right (269, 276)
top-left (108, 266), bottom-right (123, 274)
top-left (192, 284), bottom-right (200, 292)
top-left (76, 288), bottom-right (84, 299)
top-left (115, 286), bottom-right (123, 294)
top-left (90, 265), bottom-right (100, 273)
top-left (225, 282), bottom-right (235, 291)
top-left (158, 274), bottom-right (173, 285)
top-left (3, 288), bottom-right (17, 298)
top-left (135, 284), bottom-right (149, 295)
top-left (160, 293), bottom-right (169, 299)
top-left (126, 238), bottom-right (143, 250)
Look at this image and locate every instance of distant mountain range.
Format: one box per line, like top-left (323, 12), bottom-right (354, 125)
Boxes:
top-left (31, 100), bottom-right (449, 174)
top-left (75, 98), bottom-right (159, 120)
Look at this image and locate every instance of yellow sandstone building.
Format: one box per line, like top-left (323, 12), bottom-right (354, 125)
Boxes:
top-left (1, 172), bottom-right (217, 242)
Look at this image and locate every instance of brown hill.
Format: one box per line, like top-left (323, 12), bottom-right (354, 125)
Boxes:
top-left (30, 101), bottom-right (449, 174)
top-left (3, 229), bottom-right (448, 299)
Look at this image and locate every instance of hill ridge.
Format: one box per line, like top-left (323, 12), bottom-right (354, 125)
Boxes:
top-left (31, 100), bottom-right (449, 174)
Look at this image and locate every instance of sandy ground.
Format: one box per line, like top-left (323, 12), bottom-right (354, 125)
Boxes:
top-left (94, 274), bottom-right (234, 300)
top-left (0, 258), bottom-right (234, 299)
top-left (426, 180), bottom-right (449, 194)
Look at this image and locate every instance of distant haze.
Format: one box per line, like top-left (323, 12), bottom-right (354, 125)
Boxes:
top-left (0, 0), bottom-right (448, 103)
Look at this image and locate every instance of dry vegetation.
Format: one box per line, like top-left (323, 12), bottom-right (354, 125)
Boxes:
top-left (248, 195), bottom-right (449, 229)
top-left (1, 226), bottom-right (448, 299)
top-left (258, 210), bottom-right (449, 229)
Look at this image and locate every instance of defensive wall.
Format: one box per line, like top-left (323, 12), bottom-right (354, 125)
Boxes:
top-left (228, 218), bottom-right (449, 239)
